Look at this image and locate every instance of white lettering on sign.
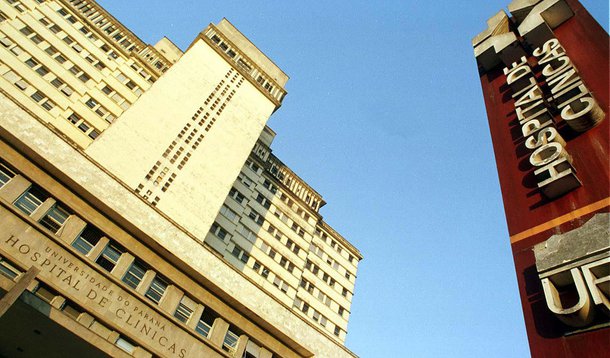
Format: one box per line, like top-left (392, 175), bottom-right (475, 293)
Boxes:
top-left (502, 38), bottom-right (605, 199)
top-left (541, 257), bottom-right (610, 327)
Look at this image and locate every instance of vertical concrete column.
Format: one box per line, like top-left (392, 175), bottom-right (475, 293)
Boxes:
top-left (30, 198), bottom-right (56, 221)
top-left (107, 331), bottom-right (120, 344)
top-left (26, 279), bottom-right (39, 292)
top-left (259, 347), bottom-right (273, 358)
top-left (0, 175), bottom-right (31, 202)
top-left (0, 266), bottom-right (39, 317)
top-left (136, 270), bottom-right (156, 295)
top-left (50, 295), bottom-right (66, 309)
top-left (131, 347), bottom-right (153, 358)
top-left (86, 236), bottom-right (110, 261)
top-left (111, 253), bottom-right (135, 281)
top-left (77, 312), bottom-right (95, 328)
top-left (208, 317), bottom-right (230, 347)
top-left (58, 215), bottom-right (87, 244)
top-left (90, 321), bottom-right (113, 339)
top-left (159, 285), bottom-right (184, 313)
top-left (235, 335), bottom-right (248, 358)
top-left (188, 304), bottom-right (205, 329)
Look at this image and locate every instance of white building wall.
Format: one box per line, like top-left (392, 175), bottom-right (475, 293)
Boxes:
top-left (86, 37), bottom-right (276, 239)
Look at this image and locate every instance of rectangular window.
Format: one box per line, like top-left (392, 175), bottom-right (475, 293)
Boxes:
top-left (39, 204), bottom-right (71, 233)
top-left (72, 225), bottom-right (103, 255)
top-left (196, 308), bottom-right (217, 338)
top-left (122, 260), bottom-right (146, 289)
top-left (231, 244), bottom-right (249, 264)
top-left (255, 193), bottom-right (270, 209)
top-left (0, 161), bottom-right (16, 188)
top-left (96, 243), bottom-right (123, 272)
top-left (222, 330), bottom-right (239, 353)
top-left (334, 326), bottom-right (341, 336)
top-left (174, 298), bottom-right (194, 323)
top-left (14, 186), bottom-right (48, 216)
top-left (115, 337), bottom-right (135, 354)
top-left (219, 205), bottom-right (237, 222)
top-left (0, 256), bottom-right (21, 279)
top-left (210, 222), bottom-right (229, 240)
top-left (145, 276), bottom-right (168, 304)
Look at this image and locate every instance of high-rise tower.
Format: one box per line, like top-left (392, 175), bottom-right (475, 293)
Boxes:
top-left (0, 1), bottom-right (361, 357)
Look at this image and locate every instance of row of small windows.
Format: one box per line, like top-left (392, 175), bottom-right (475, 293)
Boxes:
top-left (0, 19), bottom-right (139, 137)
top-left (0, 253), bottom-right (149, 356)
top-left (65, 1), bottom-right (138, 55)
top-left (0, 67), bottom-right (57, 111)
top-left (0, 160), bottom-right (271, 357)
top-left (209, 220), bottom-right (297, 299)
top-left (305, 259), bottom-right (350, 299)
top-left (29, 5), bottom-right (148, 98)
top-left (209, 168), bottom-right (353, 338)
top-left (208, 32), bottom-right (284, 102)
top-left (299, 277), bottom-right (348, 319)
top-left (316, 227), bottom-right (358, 269)
top-left (293, 296), bottom-right (343, 338)
top-left (135, 72), bottom-right (238, 204)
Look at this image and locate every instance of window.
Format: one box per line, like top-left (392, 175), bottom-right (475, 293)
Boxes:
top-left (310, 243), bottom-right (324, 258)
top-left (14, 186), bottom-right (48, 216)
top-left (174, 297), bottom-right (195, 323)
top-left (49, 24), bottom-right (61, 34)
top-left (96, 243), bottom-right (123, 272)
top-left (338, 306), bottom-right (345, 317)
top-left (210, 222), bottom-right (230, 240)
top-left (219, 205), bottom-right (237, 222)
top-left (318, 291), bottom-right (331, 307)
top-left (334, 326), bottom-right (341, 337)
top-left (238, 225), bottom-right (256, 243)
top-left (342, 288), bottom-right (349, 297)
top-left (0, 256), bottom-right (21, 279)
top-left (20, 26), bottom-right (34, 36)
top-left (255, 193), bottom-right (270, 209)
top-left (115, 337), bottom-right (135, 354)
top-left (247, 208), bottom-right (264, 225)
top-left (348, 254), bottom-right (355, 264)
top-left (39, 203), bottom-right (71, 233)
top-left (196, 318), bottom-right (212, 338)
top-left (320, 316), bottom-right (328, 327)
top-left (229, 187), bottom-right (246, 204)
top-left (223, 330), bottom-right (239, 353)
top-left (239, 174), bottom-right (253, 188)
top-left (51, 78), bottom-right (73, 97)
top-left (122, 260), bottom-right (146, 289)
top-left (196, 308), bottom-right (218, 338)
top-left (262, 179), bottom-right (277, 194)
top-left (231, 244), bottom-right (250, 264)
top-left (72, 225), bottom-right (103, 255)
top-left (0, 161), bottom-right (16, 188)
top-left (273, 276), bottom-right (289, 293)
top-left (312, 310), bottom-right (320, 322)
top-left (145, 276), bottom-right (168, 304)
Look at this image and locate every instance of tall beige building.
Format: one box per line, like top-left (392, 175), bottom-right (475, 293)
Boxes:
top-left (0, 1), bottom-right (361, 357)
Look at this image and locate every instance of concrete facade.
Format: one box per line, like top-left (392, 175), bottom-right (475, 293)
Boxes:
top-left (0, 1), bottom-right (361, 357)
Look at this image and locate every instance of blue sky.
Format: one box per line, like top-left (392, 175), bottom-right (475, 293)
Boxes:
top-left (98, 1), bottom-right (608, 356)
